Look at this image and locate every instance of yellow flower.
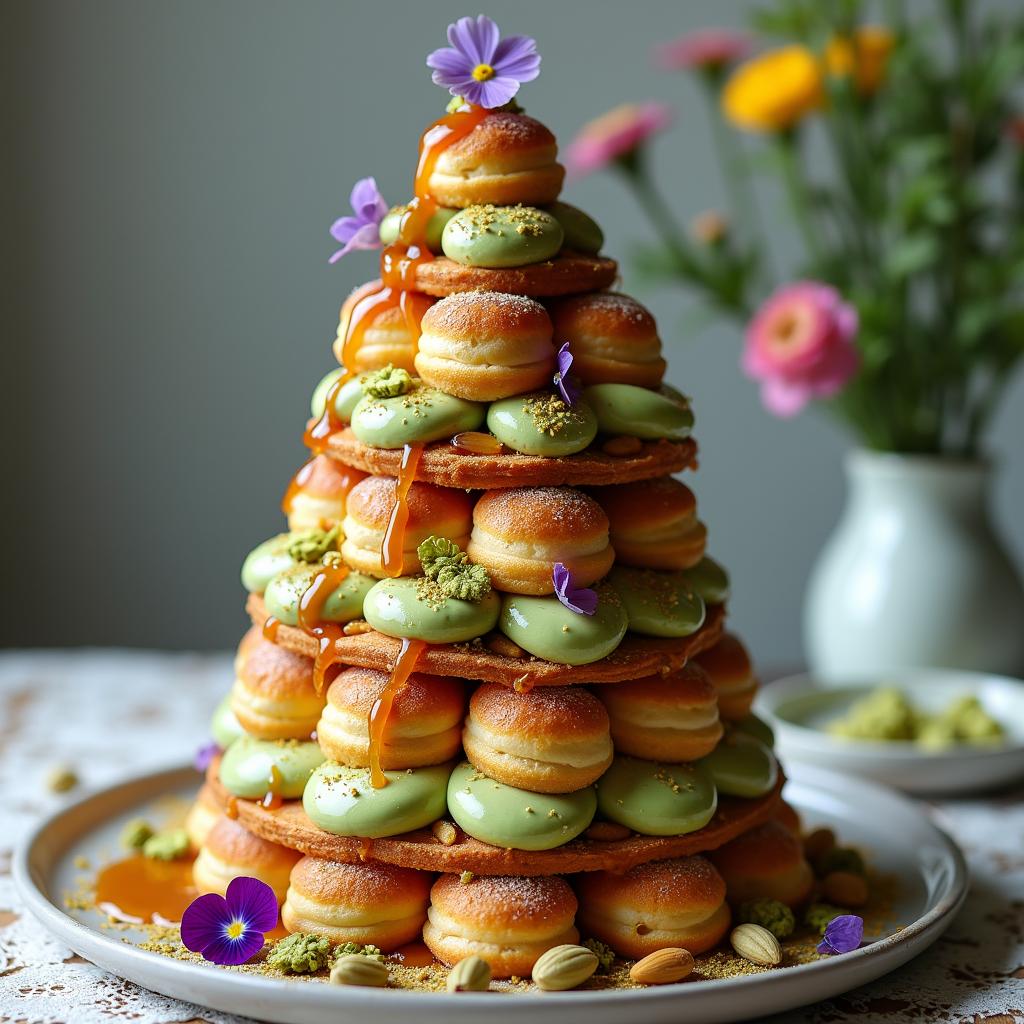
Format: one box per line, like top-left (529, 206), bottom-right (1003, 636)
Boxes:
top-left (825, 26), bottom-right (894, 95)
top-left (722, 46), bottom-right (823, 133)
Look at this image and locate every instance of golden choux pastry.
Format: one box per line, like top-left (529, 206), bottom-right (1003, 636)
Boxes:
top-left (775, 799), bottom-right (802, 835)
top-left (332, 279), bottom-right (427, 373)
top-left (284, 454), bottom-right (366, 532)
top-left (709, 820), bottom-right (815, 908)
top-left (550, 292), bottom-right (666, 387)
top-left (692, 633), bottom-right (759, 721)
top-left (317, 666), bottom-right (465, 769)
top-left (468, 486), bottom-right (614, 595)
top-left (184, 783), bottom-right (222, 850)
top-left (423, 873), bottom-right (579, 978)
top-left (575, 856), bottom-right (731, 958)
top-left (415, 292), bottom-right (556, 401)
top-left (193, 815), bottom-right (301, 905)
top-left (595, 664), bottom-right (723, 762)
top-left (462, 683), bottom-right (613, 793)
top-left (592, 477), bottom-right (707, 571)
top-left (229, 626), bottom-right (323, 740)
top-left (341, 474), bottom-right (473, 577)
top-left (426, 112), bottom-right (565, 209)
top-left (282, 855), bottom-right (432, 948)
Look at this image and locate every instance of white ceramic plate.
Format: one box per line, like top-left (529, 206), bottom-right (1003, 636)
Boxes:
top-left (757, 670), bottom-right (1024, 795)
top-left (14, 763), bottom-right (966, 1024)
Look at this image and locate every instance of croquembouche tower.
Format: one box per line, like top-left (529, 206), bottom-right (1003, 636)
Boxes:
top-left (188, 16), bottom-right (811, 980)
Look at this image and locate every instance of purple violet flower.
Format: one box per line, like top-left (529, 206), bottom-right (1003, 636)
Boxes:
top-left (426, 15), bottom-right (541, 109)
top-left (817, 914), bottom-right (864, 955)
top-left (181, 876), bottom-right (278, 966)
top-left (553, 342), bottom-right (581, 405)
top-left (328, 177), bottom-right (388, 264)
top-left (193, 741), bottom-right (220, 773)
top-left (553, 562), bottom-right (598, 616)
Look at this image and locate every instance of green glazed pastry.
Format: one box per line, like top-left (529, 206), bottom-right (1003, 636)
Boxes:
top-left (350, 381), bottom-right (486, 448)
top-left (608, 566), bottom-right (706, 638)
top-left (210, 693), bottom-right (245, 750)
top-left (731, 713), bottom-right (775, 749)
top-left (499, 585), bottom-right (628, 665)
top-left (219, 737), bottom-right (325, 800)
top-left (303, 761), bottom-right (451, 838)
top-left (698, 733), bottom-right (778, 798)
top-left (486, 391), bottom-right (598, 457)
top-left (264, 565), bottom-right (375, 626)
top-left (241, 533), bottom-right (297, 594)
top-left (311, 367), bottom-right (365, 424)
top-left (546, 201), bottom-right (604, 254)
top-left (583, 383), bottom-right (694, 441)
top-left (378, 204), bottom-right (457, 252)
top-left (596, 756), bottom-right (718, 836)
top-left (446, 761), bottom-right (596, 851)
top-left (441, 205), bottom-right (564, 268)
top-left (363, 576), bottom-right (501, 643)
top-left (680, 556), bottom-right (730, 604)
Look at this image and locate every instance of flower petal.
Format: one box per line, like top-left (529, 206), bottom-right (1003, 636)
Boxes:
top-left (180, 892), bottom-right (229, 953)
top-left (449, 14), bottom-right (500, 65)
top-left (201, 926), bottom-right (266, 967)
top-left (817, 914), bottom-right (864, 955)
top-left (426, 46), bottom-right (473, 81)
top-left (553, 562), bottom-right (599, 616)
top-left (493, 35), bottom-right (541, 81)
top-left (226, 876), bottom-right (279, 935)
top-left (328, 222), bottom-right (383, 264)
top-left (349, 176), bottom-right (381, 216)
top-left (193, 741), bottom-right (219, 773)
top-left (473, 76), bottom-right (519, 110)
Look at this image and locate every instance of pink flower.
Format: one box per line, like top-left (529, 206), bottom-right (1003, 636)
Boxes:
top-left (742, 282), bottom-right (859, 417)
top-left (565, 103), bottom-right (674, 178)
top-left (653, 29), bottom-right (752, 72)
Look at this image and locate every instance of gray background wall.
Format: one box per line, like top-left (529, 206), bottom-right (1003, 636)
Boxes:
top-left (5, 0), bottom-right (1023, 668)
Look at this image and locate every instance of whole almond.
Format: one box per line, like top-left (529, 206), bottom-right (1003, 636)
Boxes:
top-left (802, 827), bottom-right (836, 864)
top-left (730, 924), bottom-right (782, 967)
top-left (629, 947), bottom-right (695, 985)
top-left (330, 954), bottom-right (389, 987)
top-left (447, 954), bottom-right (492, 992)
top-left (532, 944), bottom-right (599, 991)
top-left (822, 870), bottom-right (869, 907)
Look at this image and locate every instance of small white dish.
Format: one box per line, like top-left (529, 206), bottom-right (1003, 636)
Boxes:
top-left (757, 668), bottom-right (1024, 795)
top-left (15, 762), bottom-right (966, 1024)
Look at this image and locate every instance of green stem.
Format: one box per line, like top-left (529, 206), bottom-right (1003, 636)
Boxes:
top-left (774, 132), bottom-right (826, 268)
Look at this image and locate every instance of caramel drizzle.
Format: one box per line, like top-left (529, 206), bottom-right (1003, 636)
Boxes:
top-left (297, 561), bottom-right (351, 695)
top-left (225, 795), bottom-right (239, 820)
top-left (262, 763), bottom-right (284, 809)
top-left (368, 637), bottom-right (427, 789)
top-left (381, 442), bottom-right (425, 577)
top-left (281, 456), bottom-right (317, 514)
top-left (262, 616), bottom-right (280, 642)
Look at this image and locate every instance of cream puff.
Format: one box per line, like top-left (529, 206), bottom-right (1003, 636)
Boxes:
top-left (550, 292), bottom-right (666, 388)
top-left (282, 856), bottom-right (432, 948)
top-left (709, 820), bottom-right (815, 908)
top-left (283, 454), bottom-right (367, 532)
top-left (341, 474), bottom-right (473, 577)
top-left (423, 873), bottom-right (579, 978)
top-left (462, 683), bottom-right (612, 794)
top-left (193, 815), bottom-right (301, 905)
top-left (468, 486), bottom-right (614, 595)
top-left (575, 856), bottom-right (731, 958)
top-left (184, 783), bottom-right (222, 850)
top-left (229, 626), bottom-right (323, 740)
top-left (317, 666), bottom-right (465, 769)
top-left (775, 799), bottom-right (802, 836)
top-left (592, 477), bottom-right (707, 571)
top-left (692, 633), bottom-right (759, 721)
top-left (425, 112), bottom-right (565, 209)
top-left (596, 664), bottom-right (723, 762)
top-left (331, 279), bottom-right (427, 374)
top-left (415, 292), bottom-right (556, 402)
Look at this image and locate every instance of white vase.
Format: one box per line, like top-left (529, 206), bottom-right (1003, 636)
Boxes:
top-left (804, 449), bottom-right (1024, 682)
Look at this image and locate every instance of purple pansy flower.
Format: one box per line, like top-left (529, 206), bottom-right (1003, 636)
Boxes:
top-left (817, 914), bottom-right (864, 955)
top-left (553, 342), bottom-right (580, 405)
top-left (427, 15), bottom-right (541, 109)
top-left (193, 741), bottom-right (220, 773)
top-left (181, 876), bottom-right (278, 966)
top-left (553, 562), bottom-right (598, 616)
top-left (328, 177), bottom-right (388, 264)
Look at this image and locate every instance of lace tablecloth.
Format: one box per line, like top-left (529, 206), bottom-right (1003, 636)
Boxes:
top-left (1, 650), bottom-right (1022, 1024)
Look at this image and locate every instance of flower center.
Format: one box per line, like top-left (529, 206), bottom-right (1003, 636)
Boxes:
top-left (472, 63), bottom-right (495, 82)
top-left (225, 919), bottom-right (245, 940)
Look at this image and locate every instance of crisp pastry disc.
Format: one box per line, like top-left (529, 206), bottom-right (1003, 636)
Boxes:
top-left (205, 758), bottom-right (784, 876)
top-left (320, 429), bottom-right (698, 490)
top-left (246, 593), bottom-right (725, 687)
top-left (412, 252), bottom-right (618, 297)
